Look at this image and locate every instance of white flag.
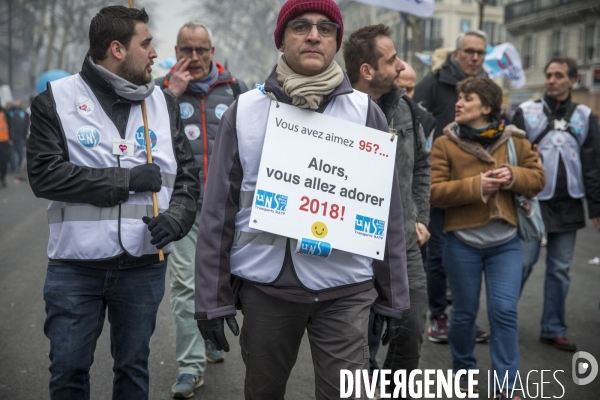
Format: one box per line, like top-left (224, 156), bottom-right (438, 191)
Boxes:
top-left (351, 0), bottom-right (435, 18)
top-left (483, 43), bottom-right (526, 89)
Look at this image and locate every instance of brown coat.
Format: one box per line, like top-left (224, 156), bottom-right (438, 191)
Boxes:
top-left (431, 123), bottom-right (546, 232)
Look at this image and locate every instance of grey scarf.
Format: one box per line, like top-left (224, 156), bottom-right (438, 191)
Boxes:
top-left (186, 61), bottom-right (219, 97)
top-left (87, 55), bottom-right (155, 101)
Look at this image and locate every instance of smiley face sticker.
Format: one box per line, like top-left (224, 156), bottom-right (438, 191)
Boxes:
top-left (311, 222), bottom-right (328, 239)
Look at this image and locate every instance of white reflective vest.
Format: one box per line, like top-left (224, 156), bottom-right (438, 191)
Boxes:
top-left (231, 88), bottom-right (376, 291)
top-left (47, 74), bottom-right (177, 260)
top-left (520, 100), bottom-right (591, 201)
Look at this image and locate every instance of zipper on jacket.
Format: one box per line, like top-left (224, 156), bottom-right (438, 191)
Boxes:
top-left (198, 79), bottom-right (235, 187)
top-left (200, 97), bottom-right (208, 186)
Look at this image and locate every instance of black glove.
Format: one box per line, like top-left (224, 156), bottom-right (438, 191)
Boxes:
top-left (372, 313), bottom-right (410, 346)
top-left (197, 316), bottom-right (240, 352)
top-left (129, 163), bottom-right (162, 193)
top-left (142, 214), bottom-right (182, 249)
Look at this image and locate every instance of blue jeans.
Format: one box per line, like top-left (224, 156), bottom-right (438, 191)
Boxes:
top-left (10, 139), bottom-right (24, 170)
top-left (521, 231), bottom-right (577, 338)
top-left (426, 206), bottom-right (448, 319)
top-left (43, 262), bottom-right (167, 400)
top-left (444, 233), bottom-right (521, 390)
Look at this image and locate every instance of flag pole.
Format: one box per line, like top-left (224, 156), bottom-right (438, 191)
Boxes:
top-left (129, 0), bottom-right (164, 261)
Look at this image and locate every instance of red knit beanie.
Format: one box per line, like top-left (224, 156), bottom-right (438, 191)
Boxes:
top-left (274, 0), bottom-right (344, 51)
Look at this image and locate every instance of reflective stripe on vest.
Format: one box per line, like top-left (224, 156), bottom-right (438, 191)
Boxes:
top-left (520, 100), bottom-right (590, 200)
top-left (47, 74), bottom-right (177, 260)
top-left (231, 88), bottom-right (375, 291)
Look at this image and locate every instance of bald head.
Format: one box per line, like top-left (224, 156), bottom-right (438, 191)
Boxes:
top-left (396, 62), bottom-right (416, 98)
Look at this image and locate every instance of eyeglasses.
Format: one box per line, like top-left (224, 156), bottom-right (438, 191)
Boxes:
top-left (460, 49), bottom-right (486, 58)
top-left (286, 20), bottom-right (339, 37)
top-left (178, 46), bottom-right (211, 57)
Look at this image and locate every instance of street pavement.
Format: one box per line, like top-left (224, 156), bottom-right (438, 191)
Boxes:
top-left (1, 175), bottom-right (599, 399)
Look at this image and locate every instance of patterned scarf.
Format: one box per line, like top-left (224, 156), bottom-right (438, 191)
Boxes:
top-left (456, 119), bottom-right (505, 146)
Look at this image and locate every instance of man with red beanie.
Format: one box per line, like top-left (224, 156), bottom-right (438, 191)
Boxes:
top-left (194, 0), bottom-right (410, 398)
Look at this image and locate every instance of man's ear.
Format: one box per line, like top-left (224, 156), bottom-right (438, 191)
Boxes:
top-left (359, 63), bottom-right (374, 82)
top-left (109, 40), bottom-right (126, 61)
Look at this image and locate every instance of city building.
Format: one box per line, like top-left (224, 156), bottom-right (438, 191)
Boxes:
top-left (505, 0), bottom-right (600, 115)
top-left (338, 0), bottom-right (507, 79)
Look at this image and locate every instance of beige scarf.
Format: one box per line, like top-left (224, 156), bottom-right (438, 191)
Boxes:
top-left (276, 55), bottom-right (344, 110)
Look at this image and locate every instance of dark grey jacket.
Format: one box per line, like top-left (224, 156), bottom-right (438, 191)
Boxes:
top-left (156, 62), bottom-right (248, 205)
top-left (27, 57), bottom-right (201, 268)
top-left (377, 88), bottom-right (431, 252)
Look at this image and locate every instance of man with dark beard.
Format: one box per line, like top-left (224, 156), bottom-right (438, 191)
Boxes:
top-left (27, 6), bottom-right (200, 399)
top-left (343, 24), bottom-right (431, 396)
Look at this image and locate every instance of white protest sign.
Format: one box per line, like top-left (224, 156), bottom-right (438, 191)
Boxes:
top-left (249, 101), bottom-right (397, 260)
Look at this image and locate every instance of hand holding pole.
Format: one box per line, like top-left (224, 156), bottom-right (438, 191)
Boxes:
top-left (129, 0), bottom-right (164, 261)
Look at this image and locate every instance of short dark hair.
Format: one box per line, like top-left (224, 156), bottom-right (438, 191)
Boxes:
top-left (342, 24), bottom-right (392, 85)
top-left (88, 6), bottom-right (149, 62)
top-left (456, 77), bottom-right (503, 122)
top-left (544, 57), bottom-right (578, 80)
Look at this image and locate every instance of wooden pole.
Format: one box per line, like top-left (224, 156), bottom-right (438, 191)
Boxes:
top-left (129, 0), bottom-right (164, 261)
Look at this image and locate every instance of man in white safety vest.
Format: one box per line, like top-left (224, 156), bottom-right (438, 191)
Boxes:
top-left (27, 6), bottom-right (200, 399)
top-left (194, 0), bottom-right (409, 399)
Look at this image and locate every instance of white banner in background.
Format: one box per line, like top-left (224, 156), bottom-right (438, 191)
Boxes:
top-left (484, 42), bottom-right (526, 89)
top-left (249, 102), bottom-right (397, 260)
top-left (352, 0), bottom-right (435, 18)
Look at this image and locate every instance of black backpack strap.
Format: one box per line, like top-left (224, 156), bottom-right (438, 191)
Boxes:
top-left (533, 101), bottom-right (579, 146)
top-left (229, 79), bottom-right (241, 99)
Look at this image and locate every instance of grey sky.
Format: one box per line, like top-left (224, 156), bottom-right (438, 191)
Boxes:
top-left (151, 0), bottom-right (189, 76)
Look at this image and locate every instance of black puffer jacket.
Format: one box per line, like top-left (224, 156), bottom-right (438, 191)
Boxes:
top-left (414, 54), bottom-right (487, 143)
top-left (156, 62), bottom-right (248, 205)
top-left (27, 57), bottom-right (201, 268)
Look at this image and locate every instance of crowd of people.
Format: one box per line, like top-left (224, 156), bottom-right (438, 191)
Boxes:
top-left (20, 0), bottom-right (600, 399)
top-left (0, 99), bottom-right (30, 187)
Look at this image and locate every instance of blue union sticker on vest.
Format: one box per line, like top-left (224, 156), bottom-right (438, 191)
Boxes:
top-left (295, 238), bottom-right (332, 258)
top-left (77, 126), bottom-right (100, 147)
top-left (135, 126), bottom-right (157, 149)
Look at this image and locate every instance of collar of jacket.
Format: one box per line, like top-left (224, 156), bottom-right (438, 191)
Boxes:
top-left (542, 93), bottom-right (572, 118)
top-left (79, 56), bottom-right (136, 104)
top-left (442, 121), bottom-right (526, 163)
top-left (263, 64), bottom-right (354, 105)
top-left (437, 54), bottom-right (488, 87)
top-left (376, 87), bottom-right (407, 118)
